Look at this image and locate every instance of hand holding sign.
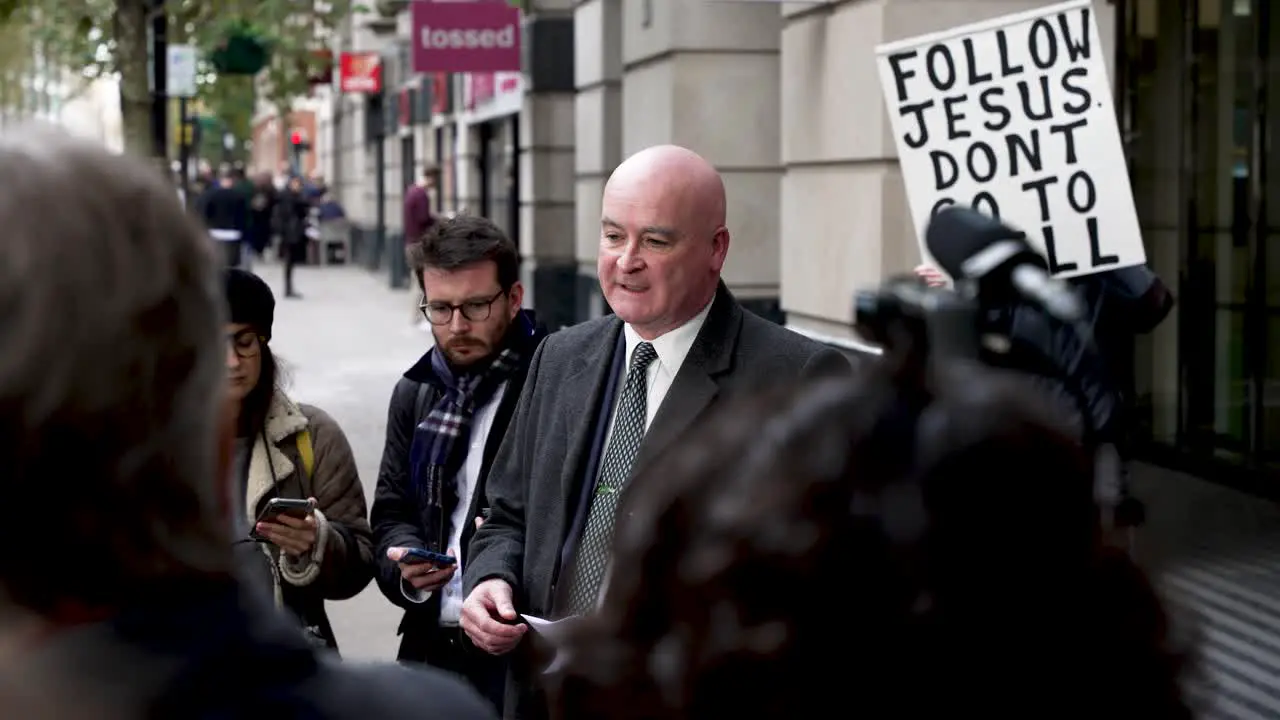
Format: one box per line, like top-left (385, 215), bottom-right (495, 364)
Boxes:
top-left (876, 0), bottom-right (1145, 280)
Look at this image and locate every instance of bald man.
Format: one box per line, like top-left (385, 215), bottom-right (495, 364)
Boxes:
top-left (460, 145), bottom-right (850, 719)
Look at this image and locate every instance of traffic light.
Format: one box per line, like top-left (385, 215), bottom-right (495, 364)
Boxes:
top-left (289, 129), bottom-right (310, 174)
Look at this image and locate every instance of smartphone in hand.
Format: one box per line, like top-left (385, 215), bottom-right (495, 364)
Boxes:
top-left (400, 547), bottom-right (457, 566)
top-left (250, 498), bottom-right (315, 542)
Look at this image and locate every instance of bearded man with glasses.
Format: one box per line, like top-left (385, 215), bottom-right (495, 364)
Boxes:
top-left (372, 214), bottom-right (548, 714)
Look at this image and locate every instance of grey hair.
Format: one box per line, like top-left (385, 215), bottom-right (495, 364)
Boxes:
top-left (0, 123), bottom-right (230, 611)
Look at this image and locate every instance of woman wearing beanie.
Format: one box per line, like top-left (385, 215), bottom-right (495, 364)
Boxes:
top-left (224, 268), bottom-right (374, 652)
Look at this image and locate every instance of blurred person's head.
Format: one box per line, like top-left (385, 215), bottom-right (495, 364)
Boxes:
top-left (223, 269), bottom-right (279, 437)
top-left (421, 164), bottom-right (438, 191)
top-left (0, 124), bottom-right (232, 618)
top-left (598, 145), bottom-right (729, 340)
top-left (550, 362), bottom-right (1191, 718)
top-left (409, 214), bottom-right (522, 368)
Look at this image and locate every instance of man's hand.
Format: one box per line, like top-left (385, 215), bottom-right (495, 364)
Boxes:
top-left (256, 498), bottom-right (319, 557)
top-left (914, 264), bottom-right (948, 288)
top-left (460, 578), bottom-right (526, 655)
top-left (387, 547), bottom-right (456, 592)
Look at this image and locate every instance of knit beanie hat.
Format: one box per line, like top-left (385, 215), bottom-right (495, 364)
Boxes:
top-left (223, 269), bottom-right (275, 340)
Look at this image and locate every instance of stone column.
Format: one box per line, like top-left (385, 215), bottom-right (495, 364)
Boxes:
top-left (517, 0), bottom-right (578, 330)
top-left (619, 0), bottom-right (784, 320)
top-left (573, 0), bottom-right (622, 322)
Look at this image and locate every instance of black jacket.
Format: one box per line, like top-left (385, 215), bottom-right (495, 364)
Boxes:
top-left (997, 265), bottom-right (1174, 449)
top-left (9, 578), bottom-right (496, 720)
top-left (276, 189), bottom-right (311, 247)
top-left (247, 184), bottom-right (278, 251)
top-left (370, 314), bottom-right (549, 663)
top-left (462, 286), bottom-right (851, 720)
top-left (201, 184), bottom-right (248, 233)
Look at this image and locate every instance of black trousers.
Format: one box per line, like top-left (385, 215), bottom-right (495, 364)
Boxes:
top-left (282, 240), bottom-right (305, 295)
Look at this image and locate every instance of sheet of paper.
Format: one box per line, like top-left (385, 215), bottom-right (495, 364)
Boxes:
top-left (520, 613), bottom-right (574, 637)
top-left (520, 614), bottom-right (578, 674)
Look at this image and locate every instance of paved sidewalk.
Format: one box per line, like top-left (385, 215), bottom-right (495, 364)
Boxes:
top-left (1131, 464), bottom-right (1280, 719)
top-left (256, 260), bottom-right (428, 661)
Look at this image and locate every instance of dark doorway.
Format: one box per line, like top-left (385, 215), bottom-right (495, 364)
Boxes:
top-left (1123, 0), bottom-right (1279, 477)
top-left (400, 133), bottom-right (416, 202)
top-left (476, 118), bottom-right (518, 241)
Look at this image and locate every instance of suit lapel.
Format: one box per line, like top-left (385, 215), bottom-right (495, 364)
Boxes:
top-left (635, 284), bottom-right (741, 471)
top-left (559, 319), bottom-right (624, 496)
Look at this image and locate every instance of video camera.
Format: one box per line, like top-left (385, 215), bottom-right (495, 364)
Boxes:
top-left (854, 274), bottom-right (983, 364)
top-left (853, 207), bottom-right (1145, 538)
top-left (852, 206), bottom-right (1097, 440)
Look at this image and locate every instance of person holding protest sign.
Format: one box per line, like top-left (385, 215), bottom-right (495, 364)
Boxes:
top-left (914, 257), bottom-right (1174, 551)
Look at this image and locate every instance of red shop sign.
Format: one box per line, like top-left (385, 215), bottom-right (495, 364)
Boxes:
top-left (339, 52), bottom-right (382, 93)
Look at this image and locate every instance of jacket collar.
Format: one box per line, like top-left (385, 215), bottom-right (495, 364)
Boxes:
top-left (245, 391), bottom-right (309, 520)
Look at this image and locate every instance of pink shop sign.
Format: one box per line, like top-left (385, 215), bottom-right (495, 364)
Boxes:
top-left (412, 1), bottom-right (522, 74)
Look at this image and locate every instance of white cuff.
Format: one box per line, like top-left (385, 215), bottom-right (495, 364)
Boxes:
top-left (400, 576), bottom-right (432, 604)
top-left (279, 508), bottom-right (330, 587)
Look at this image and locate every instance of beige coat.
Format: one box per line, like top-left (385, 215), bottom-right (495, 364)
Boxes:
top-left (246, 392), bottom-right (373, 647)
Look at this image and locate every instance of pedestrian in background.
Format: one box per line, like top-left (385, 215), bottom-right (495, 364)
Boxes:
top-left (277, 175), bottom-right (310, 299)
top-left (247, 171), bottom-right (278, 260)
top-left (404, 164), bottom-right (440, 325)
top-left (203, 165), bottom-right (250, 268)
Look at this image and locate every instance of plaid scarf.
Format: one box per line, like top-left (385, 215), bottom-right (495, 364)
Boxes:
top-left (409, 315), bottom-right (531, 551)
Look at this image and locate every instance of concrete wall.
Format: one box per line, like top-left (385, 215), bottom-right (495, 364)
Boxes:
top-left (574, 0), bottom-right (785, 319)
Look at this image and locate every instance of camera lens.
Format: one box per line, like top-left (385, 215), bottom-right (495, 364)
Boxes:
top-left (854, 290), bottom-right (892, 345)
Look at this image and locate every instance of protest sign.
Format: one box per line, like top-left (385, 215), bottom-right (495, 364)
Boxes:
top-left (875, 0), bottom-right (1143, 279)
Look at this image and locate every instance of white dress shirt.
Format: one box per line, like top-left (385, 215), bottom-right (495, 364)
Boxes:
top-left (401, 381), bottom-right (507, 627)
top-left (602, 299), bottom-right (714, 444)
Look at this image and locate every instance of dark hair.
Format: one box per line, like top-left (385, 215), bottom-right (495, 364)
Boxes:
top-left (238, 341), bottom-right (281, 439)
top-left (549, 363), bottom-right (1191, 719)
top-left (409, 213), bottom-right (519, 292)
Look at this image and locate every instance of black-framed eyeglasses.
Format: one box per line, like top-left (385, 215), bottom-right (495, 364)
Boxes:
top-left (419, 289), bottom-right (505, 326)
top-left (228, 329), bottom-right (263, 359)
